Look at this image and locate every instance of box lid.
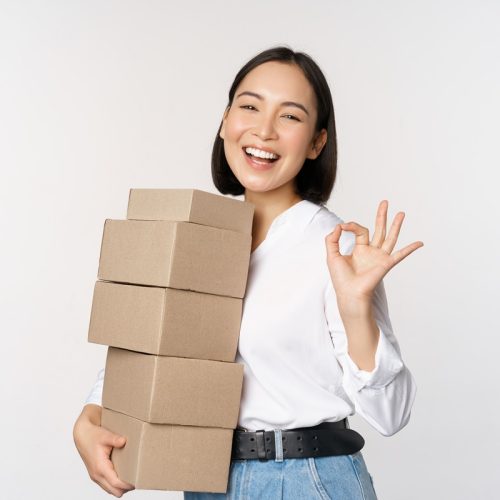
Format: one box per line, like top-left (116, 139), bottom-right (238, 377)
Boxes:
top-left (127, 189), bottom-right (255, 234)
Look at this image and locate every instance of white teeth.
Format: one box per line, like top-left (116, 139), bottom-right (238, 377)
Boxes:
top-left (244, 147), bottom-right (279, 160)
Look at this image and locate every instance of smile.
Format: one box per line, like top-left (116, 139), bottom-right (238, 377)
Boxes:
top-left (244, 146), bottom-right (279, 160)
top-left (242, 147), bottom-right (280, 170)
top-left (243, 149), bottom-right (280, 170)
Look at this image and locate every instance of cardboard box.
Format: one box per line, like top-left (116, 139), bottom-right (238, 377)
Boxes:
top-left (97, 219), bottom-right (251, 298)
top-left (88, 281), bottom-right (242, 361)
top-left (102, 408), bottom-right (234, 493)
top-left (127, 188), bottom-right (255, 235)
top-left (102, 347), bottom-right (244, 428)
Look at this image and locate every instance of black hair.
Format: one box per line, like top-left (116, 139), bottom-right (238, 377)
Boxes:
top-left (211, 45), bottom-right (337, 205)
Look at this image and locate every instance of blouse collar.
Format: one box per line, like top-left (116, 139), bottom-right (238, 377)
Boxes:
top-left (250, 199), bottom-right (324, 261)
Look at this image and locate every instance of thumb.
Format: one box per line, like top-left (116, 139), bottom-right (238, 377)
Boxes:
top-left (112, 434), bottom-right (126, 448)
top-left (325, 224), bottom-right (342, 259)
top-left (101, 428), bottom-right (127, 448)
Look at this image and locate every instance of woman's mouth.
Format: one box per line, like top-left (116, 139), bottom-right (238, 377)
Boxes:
top-left (242, 147), bottom-right (280, 171)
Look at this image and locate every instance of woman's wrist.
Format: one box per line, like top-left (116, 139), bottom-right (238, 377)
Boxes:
top-left (336, 295), bottom-right (373, 321)
top-left (73, 404), bottom-right (102, 448)
top-left (81, 403), bottom-right (102, 426)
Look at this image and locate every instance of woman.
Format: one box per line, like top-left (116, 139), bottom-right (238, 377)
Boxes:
top-left (74, 46), bottom-right (422, 499)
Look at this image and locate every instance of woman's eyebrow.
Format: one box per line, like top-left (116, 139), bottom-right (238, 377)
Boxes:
top-left (235, 90), bottom-right (309, 116)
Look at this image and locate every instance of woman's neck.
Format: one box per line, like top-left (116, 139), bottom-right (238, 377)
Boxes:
top-left (244, 187), bottom-right (303, 252)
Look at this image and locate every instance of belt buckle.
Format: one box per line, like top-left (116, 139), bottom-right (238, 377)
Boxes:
top-left (255, 429), bottom-right (268, 461)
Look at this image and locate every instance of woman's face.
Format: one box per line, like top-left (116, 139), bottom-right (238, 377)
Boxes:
top-left (219, 61), bottom-right (327, 196)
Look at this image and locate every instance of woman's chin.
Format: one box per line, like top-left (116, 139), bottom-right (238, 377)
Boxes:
top-left (230, 170), bottom-right (264, 189)
top-left (238, 178), bottom-right (276, 193)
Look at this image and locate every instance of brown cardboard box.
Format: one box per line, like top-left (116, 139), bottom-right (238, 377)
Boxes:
top-left (102, 347), bottom-right (244, 428)
top-left (127, 188), bottom-right (255, 235)
top-left (97, 219), bottom-right (251, 298)
top-left (102, 408), bottom-right (234, 493)
top-left (88, 281), bottom-right (242, 361)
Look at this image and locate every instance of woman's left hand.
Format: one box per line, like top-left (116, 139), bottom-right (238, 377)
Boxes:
top-left (325, 200), bottom-right (424, 314)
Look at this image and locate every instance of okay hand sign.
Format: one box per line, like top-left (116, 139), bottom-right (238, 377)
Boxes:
top-left (325, 200), bottom-right (424, 308)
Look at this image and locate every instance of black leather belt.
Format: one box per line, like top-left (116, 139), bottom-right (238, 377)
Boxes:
top-left (231, 419), bottom-right (365, 461)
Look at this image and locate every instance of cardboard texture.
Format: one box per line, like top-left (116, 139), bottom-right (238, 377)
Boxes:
top-left (127, 188), bottom-right (255, 235)
top-left (102, 408), bottom-right (234, 493)
top-left (88, 281), bottom-right (242, 361)
top-left (97, 219), bottom-right (251, 298)
top-left (89, 190), bottom-right (253, 492)
top-left (102, 347), bottom-right (244, 428)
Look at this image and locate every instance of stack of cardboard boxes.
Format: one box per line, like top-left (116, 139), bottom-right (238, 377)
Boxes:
top-left (87, 189), bottom-right (254, 493)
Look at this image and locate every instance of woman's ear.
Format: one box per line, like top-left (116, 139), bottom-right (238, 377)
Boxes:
top-left (219, 106), bottom-right (230, 140)
top-left (306, 129), bottom-right (327, 160)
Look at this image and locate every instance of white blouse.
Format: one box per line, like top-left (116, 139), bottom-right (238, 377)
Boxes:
top-left (86, 199), bottom-right (416, 436)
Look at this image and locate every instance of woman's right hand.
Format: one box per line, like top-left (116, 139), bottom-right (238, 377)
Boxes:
top-left (73, 404), bottom-right (135, 497)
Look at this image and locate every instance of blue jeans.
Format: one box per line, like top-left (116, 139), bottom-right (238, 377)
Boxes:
top-left (184, 430), bottom-right (377, 499)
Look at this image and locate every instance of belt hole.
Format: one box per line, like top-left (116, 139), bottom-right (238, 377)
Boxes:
top-left (266, 437), bottom-right (270, 442)
top-left (267, 448), bottom-right (270, 452)
top-left (314, 447), bottom-right (318, 451)
top-left (298, 448), bottom-right (303, 452)
top-left (250, 437), bottom-right (254, 441)
top-left (282, 437), bottom-right (286, 441)
top-left (283, 448), bottom-right (287, 452)
top-left (313, 435), bottom-right (318, 440)
top-left (251, 449), bottom-right (255, 452)
top-left (297, 436), bottom-right (302, 440)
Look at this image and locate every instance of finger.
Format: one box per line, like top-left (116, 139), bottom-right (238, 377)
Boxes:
top-left (340, 222), bottom-right (370, 245)
top-left (94, 474), bottom-right (127, 497)
top-left (390, 241), bottom-right (424, 266)
top-left (381, 212), bottom-right (405, 254)
top-left (107, 471), bottom-right (135, 492)
top-left (100, 429), bottom-right (127, 449)
top-left (325, 224), bottom-right (343, 258)
top-left (370, 200), bottom-right (388, 248)
top-left (98, 455), bottom-right (135, 491)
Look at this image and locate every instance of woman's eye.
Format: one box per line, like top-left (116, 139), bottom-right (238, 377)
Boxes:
top-left (239, 106), bottom-right (300, 122)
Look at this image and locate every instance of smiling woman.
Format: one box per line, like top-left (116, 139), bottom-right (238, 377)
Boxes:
top-left (188, 46), bottom-right (419, 499)
top-left (218, 61), bottom-right (326, 194)
top-left (212, 49), bottom-right (336, 209)
top-left (74, 45), bottom-right (421, 500)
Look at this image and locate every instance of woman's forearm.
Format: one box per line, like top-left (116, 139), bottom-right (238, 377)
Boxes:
top-left (338, 299), bottom-right (380, 372)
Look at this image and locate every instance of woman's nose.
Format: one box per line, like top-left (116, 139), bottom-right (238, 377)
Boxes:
top-left (253, 113), bottom-right (278, 140)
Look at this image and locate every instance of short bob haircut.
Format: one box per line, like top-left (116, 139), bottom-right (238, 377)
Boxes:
top-left (211, 45), bottom-right (337, 205)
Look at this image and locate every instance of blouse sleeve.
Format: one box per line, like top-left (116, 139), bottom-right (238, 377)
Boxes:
top-left (324, 263), bottom-right (417, 436)
top-left (84, 367), bottom-right (105, 406)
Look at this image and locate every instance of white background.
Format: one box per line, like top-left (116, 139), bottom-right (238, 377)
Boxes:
top-left (1, 1), bottom-right (499, 499)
